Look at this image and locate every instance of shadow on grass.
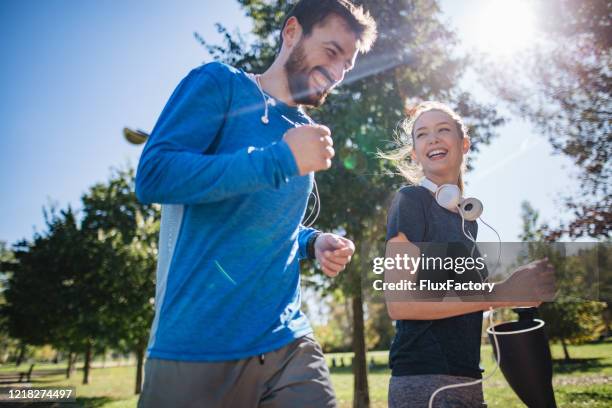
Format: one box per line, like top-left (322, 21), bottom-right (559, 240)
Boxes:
top-left (553, 357), bottom-right (612, 374)
top-left (563, 390), bottom-right (612, 403)
top-left (74, 396), bottom-right (115, 408)
top-left (55, 396), bottom-right (114, 407)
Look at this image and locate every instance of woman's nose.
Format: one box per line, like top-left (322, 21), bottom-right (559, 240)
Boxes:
top-left (427, 133), bottom-right (441, 144)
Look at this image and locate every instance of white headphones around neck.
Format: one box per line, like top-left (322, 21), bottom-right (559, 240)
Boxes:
top-left (420, 178), bottom-right (483, 222)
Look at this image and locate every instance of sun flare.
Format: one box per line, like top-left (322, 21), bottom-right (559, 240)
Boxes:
top-left (471, 0), bottom-right (537, 56)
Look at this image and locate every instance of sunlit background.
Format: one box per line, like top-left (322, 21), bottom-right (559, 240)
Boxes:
top-left (0, 0), bottom-right (577, 245)
top-left (466, 0), bottom-right (537, 56)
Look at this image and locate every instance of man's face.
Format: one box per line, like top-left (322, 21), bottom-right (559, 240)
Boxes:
top-left (284, 14), bottom-right (359, 107)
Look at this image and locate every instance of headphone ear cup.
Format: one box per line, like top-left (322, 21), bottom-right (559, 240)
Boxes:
top-left (435, 184), bottom-right (462, 210)
top-left (459, 197), bottom-right (483, 221)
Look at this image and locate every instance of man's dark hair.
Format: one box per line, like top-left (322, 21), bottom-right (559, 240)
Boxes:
top-left (279, 0), bottom-right (377, 53)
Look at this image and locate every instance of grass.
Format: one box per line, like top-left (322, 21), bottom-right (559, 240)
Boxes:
top-left (1, 342), bottom-right (609, 407)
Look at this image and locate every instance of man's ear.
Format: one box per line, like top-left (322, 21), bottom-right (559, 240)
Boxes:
top-left (282, 16), bottom-right (302, 49)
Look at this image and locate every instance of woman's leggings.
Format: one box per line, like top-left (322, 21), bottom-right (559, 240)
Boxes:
top-left (388, 374), bottom-right (485, 408)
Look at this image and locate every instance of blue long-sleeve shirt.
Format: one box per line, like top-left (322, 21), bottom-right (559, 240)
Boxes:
top-left (136, 62), bottom-right (318, 361)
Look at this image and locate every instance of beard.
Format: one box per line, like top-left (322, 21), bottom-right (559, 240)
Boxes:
top-left (284, 40), bottom-right (334, 107)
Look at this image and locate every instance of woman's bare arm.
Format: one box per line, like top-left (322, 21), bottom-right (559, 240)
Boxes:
top-left (384, 233), bottom-right (539, 320)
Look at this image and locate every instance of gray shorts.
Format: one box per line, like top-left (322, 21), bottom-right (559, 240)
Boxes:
top-left (389, 375), bottom-right (485, 408)
top-left (138, 335), bottom-right (336, 408)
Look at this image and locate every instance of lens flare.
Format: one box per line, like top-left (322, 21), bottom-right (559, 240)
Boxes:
top-left (472, 0), bottom-right (537, 56)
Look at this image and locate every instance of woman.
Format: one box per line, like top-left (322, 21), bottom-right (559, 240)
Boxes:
top-left (382, 101), bottom-right (554, 407)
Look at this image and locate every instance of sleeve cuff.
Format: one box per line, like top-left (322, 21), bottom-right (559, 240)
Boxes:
top-left (271, 140), bottom-right (300, 181)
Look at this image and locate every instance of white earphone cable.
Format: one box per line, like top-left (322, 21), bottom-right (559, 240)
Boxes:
top-left (427, 188), bottom-right (504, 406)
top-left (253, 74), bottom-right (270, 124)
top-left (302, 177), bottom-right (321, 228)
top-left (428, 307), bottom-right (501, 408)
top-left (249, 72), bottom-right (322, 228)
top-left (478, 216), bottom-right (503, 279)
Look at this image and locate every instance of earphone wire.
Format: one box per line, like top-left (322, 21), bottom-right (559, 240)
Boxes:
top-left (419, 178), bottom-right (504, 406)
top-left (429, 211), bottom-right (504, 407)
top-left (252, 74), bottom-right (270, 124)
top-left (302, 177), bottom-right (321, 228)
top-left (428, 307), bottom-right (501, 408)
top-left (249, 72), bottom-right (321, 228)
top-left (478, 216), bottom-right (502, 279)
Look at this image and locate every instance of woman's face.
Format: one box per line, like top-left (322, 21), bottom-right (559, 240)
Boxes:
top-left (411, 110), bottom-right (470, 180)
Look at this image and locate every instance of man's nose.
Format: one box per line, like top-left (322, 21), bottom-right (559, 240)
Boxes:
top-left (329, 63), bottom-right (345, 84)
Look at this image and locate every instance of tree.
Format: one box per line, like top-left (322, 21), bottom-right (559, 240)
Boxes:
top-left (480, 0), bottom-right (611, 240)
top-left (197, 1), bottom-right (504, 405)
top-left (2, 207), bottom-right (88, 369)
top-left (80, 166), bottom-right (159, 393)
top-left (3, 167), bottom-right (159, 389)
top-left (312, 290), bottom-right (353, 353)
top-left (520, 201), bottom-right (606, 360)
top-left (105, 213), bottom-right (158, 394)
top-left (0, 241), bottom-right (19, 364)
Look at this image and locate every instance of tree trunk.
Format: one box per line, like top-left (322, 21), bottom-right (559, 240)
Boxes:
top-left (83, 341), bottom-right (92, 384)
top-left (560, 338), bottom-right (571, 361)
top-left (66, 352), bottom-right (73, 379)
top-left (15, 342), bottom-right (26, 367)
top-left (135, 343), bottom-right (146, 394)
top-left (352, 287), bottom-right (369, 408)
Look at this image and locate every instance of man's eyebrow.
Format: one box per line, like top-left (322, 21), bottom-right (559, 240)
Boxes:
top-left (325, 40), bottom-right (355, 70)
top-left (324, 40), bottom-right (345, 55)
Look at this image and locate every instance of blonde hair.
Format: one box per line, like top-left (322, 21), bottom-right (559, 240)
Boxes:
top-left (380, 101), bottom-right (469, 193)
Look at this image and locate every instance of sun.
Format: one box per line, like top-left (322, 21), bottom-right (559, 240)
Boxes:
top-left (470, 0), bottom-right (537, 56)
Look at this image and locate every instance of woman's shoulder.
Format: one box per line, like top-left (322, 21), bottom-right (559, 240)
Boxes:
top-left (394, 185), bottom-right (433, 205)
top-left (387, 186), bottom-right (433, 241)
top-left (388, 185), bottom-right (432, 221)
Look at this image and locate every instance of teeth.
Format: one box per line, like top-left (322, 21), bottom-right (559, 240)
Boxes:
top-left (428, 149), bottom-right (447, 158)
top-left (312, 72), bottom-right (329, 92)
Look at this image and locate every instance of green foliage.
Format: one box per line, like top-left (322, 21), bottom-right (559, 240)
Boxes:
top-left (0, 242), bottom-right (19, 362)
top-left (541, 300), bottom-right (605, 345)
top-left (2, 166), bottom-right (159, 386)
top-left (364, 302), bottom-right (394, 351)
top-left (3, 207), bottom-right (84, 348)
top-left (520, 201), bottom-right (607, 348)
top-left (79, 166), bottom-right (159, 354)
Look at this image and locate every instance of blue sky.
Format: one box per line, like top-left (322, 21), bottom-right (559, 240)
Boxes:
top-left (0, 0), bottom-right (577, 245)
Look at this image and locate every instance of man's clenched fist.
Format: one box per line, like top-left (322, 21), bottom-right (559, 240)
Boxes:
top-left (283, 125), bottom-right (334, 175)
top-left (314, 233), bottom-right (355, 278)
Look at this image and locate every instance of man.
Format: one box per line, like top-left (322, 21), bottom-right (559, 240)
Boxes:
top-left (135, 1), bottom-right (377, 407)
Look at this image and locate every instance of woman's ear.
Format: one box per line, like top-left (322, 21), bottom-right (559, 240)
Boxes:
top-left (410, 148), bottom-right (419, 165)
top-left (281, 17), bottom-right (302, 50)
top-left (462, 137), bottom-right (471, 154)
